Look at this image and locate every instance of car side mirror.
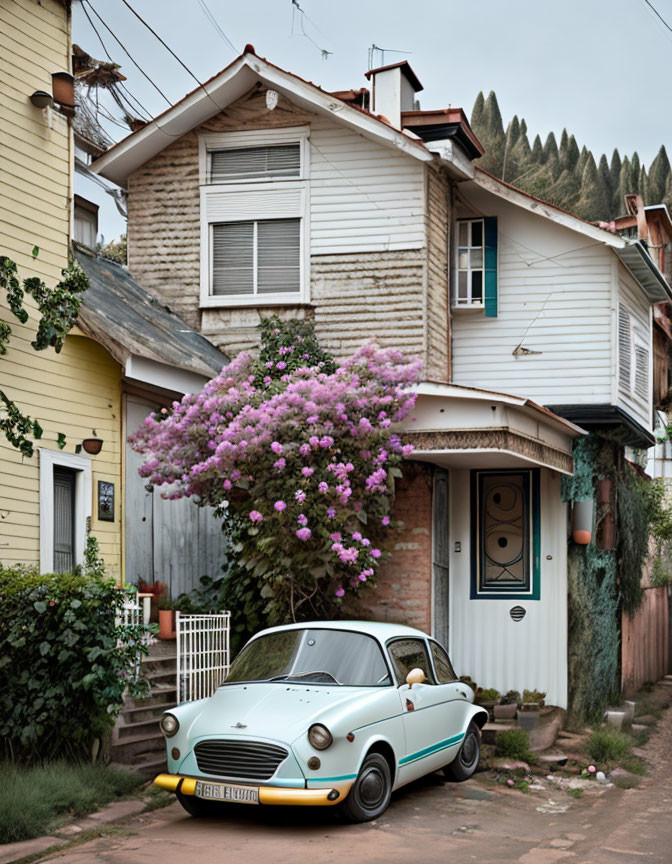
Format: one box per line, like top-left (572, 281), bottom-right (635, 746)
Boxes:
top-left (405, 668), bottom-right (426, 689)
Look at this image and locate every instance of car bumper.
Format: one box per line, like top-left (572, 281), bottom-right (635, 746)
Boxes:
top-left (153, 773), bottom-right (350, 806)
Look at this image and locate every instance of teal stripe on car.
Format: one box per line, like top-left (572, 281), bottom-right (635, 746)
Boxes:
top-left (309, 773), bottom-right (357, 783)
top-left (398, 732), bottom-right (465, 766)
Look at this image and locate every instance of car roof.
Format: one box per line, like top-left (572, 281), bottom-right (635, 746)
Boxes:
top-left (251, 620), bottom-right (430, 643)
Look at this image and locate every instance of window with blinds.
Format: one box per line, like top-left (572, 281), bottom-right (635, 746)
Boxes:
top-left (209, 144), bottom-right (301, 183)
top-left (212, 218), bottom-right (301, 296)
top-left (634, 344), bottom-right (649, 402)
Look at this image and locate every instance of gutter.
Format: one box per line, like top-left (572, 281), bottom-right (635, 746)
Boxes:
top-left (614, 240), bottom-right (672, 303)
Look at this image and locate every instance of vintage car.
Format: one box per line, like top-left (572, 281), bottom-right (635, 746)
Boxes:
top-left (153, 621), bottom-right (487, 822)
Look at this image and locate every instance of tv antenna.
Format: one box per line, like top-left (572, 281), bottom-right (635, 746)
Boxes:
top-left (367, 44), bottom-right (412, 69)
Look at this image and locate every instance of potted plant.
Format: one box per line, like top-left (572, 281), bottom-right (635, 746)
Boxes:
top-left (517, 689), bottom-right (546, 731)
top-left (475, 687), bottom-right (501, 722)
top-left (494, 690), bottom-right (520, 721)
top-left (157, 594), bottom-right (177, 640)
top-left (137, 579), bottom-right (167, 622)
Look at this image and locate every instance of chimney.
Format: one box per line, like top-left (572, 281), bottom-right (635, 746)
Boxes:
top-left (365, 60), bottom-right (422, 130)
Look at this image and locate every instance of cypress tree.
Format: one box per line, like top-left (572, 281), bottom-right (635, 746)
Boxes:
top-left (598, 154), bottom-right (613, 214)
top-left (544, 131), bottom-right (559, 164)
top-left (566, 135), bottom-right (580, 173)
top-left (610, 149), bottom-right (622, 212)
top-left (649, 145), bottom-right (671, 203)
top-left (617, 156), bottom-right (634, 213)
top-left (471, 91), bottom-right (486, 135)
top-left (575, 154), bottom-right (609, 221)
top-left (631, 152), bottom-right (641, 186)
top-left (558, 128), bottom-right (570, 168)
top-left (576, 145), bottom-right (590, 180)
top-left (480, 91), bottom-right (506, 177)
top-left (531, 133), bottom-right (543, 163)
top-left (639, 167), bottom-right (649, 205)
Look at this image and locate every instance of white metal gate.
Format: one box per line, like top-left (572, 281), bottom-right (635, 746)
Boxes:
top-left (114, 587), bottom-right (154, 681)
top-left (176, 611), bottom-right (231, 704)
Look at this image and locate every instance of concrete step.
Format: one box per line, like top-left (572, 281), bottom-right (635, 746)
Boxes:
top-left (119, 701), bottom-right (176, 724)
top-left (132, 751), bottom-right (168, 776)
top-left (116, 717), bottom-right (162, 740)
top-left (111, 731), bottom-right (165, 760)
top-left (123, 685), bottom-right (177, 710)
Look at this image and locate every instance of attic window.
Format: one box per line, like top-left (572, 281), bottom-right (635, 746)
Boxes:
top-left (618, 301), bottom-right (650, 405)
top-left (209, 144), bottom-right (301, 182)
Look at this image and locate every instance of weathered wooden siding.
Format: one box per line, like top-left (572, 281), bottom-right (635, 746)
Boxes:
top-left (621, 586), bottom-right (670, 696)
top-left (125, 398), bottom-right (228, 596)
top-left (616, 263), bottom-right (653, 432)
top-left (0, 0), bottom-right (123, 578)
top-left (452, 181), bottom-right (615, 406)
top-left (424, 166), bottom-right (450, 381)
top-left (127, 86), bottom-right (430, 362)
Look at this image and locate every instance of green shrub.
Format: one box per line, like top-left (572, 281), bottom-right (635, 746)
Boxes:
top-left (585, 728), bottom-right (632, 764)
top-left (495, 729), bottom-right (533, 761)
top-left (476, 688), bottom-right (501, 702)
top-left (0, 761), bottom-right (143, 843)
top-left (0, 547), bottom-right (150, 761)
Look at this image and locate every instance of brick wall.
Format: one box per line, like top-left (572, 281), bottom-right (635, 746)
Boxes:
top-left (348, 464), bottom-right (433, 631)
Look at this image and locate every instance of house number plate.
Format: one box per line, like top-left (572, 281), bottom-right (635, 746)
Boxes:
top-left (194, 780), bottom-right (259, 804)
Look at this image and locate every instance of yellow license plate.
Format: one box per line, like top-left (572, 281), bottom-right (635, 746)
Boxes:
top-left (194, 780), bottom-right (259, 804)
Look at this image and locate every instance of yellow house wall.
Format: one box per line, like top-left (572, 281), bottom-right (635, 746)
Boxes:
top-left (0, 0), bottom-right (123, 579)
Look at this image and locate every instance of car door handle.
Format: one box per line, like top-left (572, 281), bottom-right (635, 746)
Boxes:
top-left (457, 689), bottom-right (467, 698)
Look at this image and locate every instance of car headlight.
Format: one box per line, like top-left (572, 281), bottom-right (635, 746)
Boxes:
top-left (308, 723), bottom-right (333, 750)
top-left (160, 713), bottom-right (179, 737)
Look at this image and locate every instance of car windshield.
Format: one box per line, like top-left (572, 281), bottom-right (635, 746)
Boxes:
top-left (225, 628), bottom-right (392, 687)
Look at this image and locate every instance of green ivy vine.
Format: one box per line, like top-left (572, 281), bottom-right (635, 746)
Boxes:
top-left (0, 250), bottom-right (88, 457)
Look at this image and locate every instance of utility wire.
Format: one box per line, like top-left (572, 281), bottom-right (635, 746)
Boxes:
top-left (291, 0), bottom-right (332, 59)
top-left (79, 0), bottom-right (153, 120)
top-left (117, 0), bottom-right (226, 114)
top-left (643, 0), bottom-right (672, 34)
top-left (196, 0), bottom-right (238, 53)
top-left (84, 0), bottom-right (172, 105)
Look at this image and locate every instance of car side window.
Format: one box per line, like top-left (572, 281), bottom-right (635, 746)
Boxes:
top-left (387, 639), bottom-right (436, 685)
top-left (430, 641), bottom-right (457, 684)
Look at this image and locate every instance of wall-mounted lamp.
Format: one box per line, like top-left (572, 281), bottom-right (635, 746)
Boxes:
top-left (30, 90), bottom-right (53, 109)
top-left (75, 433), bottom-right (104, 456)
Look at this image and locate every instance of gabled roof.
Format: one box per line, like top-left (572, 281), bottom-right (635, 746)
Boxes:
top-left (73, 244), bottom-right (226, 379)
top-left (91, 46), bottom-right (436, 187)
top-left (471, 168), bottom-right (672, 303)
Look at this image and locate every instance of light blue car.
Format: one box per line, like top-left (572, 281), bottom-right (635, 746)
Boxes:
top-left (154, 620), bottom-right (487, 822)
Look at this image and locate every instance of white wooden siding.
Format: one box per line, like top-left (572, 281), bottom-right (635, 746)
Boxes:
top-left (448, 467), bottom-right (568, 708)
top-left (308, 117), bottom-right (425, 254)
top-left (452, 183), bottom-right (615, 406)
top-left (615, 265), bottom-right (653, 431)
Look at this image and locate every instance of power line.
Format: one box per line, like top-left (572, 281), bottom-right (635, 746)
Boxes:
top-left (83, 0), bottom-right (172, 105)
top-left (117, 0), bottom-right (226, 114)
top-left (291, 0), bottom-right (332, 59)
top-left (196, 0), bottom-right (238, 53)
top-left (79, 0), bottom-right (153, 120)
top-left (643, 0), bottom-right (672, 34)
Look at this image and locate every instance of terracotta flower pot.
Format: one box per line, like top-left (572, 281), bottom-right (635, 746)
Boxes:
top-left (158, 609), bottom-right (176, 640)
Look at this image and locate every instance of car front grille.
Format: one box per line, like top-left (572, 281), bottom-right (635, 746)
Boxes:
top-left (194, 740), bottom-right (289, 781)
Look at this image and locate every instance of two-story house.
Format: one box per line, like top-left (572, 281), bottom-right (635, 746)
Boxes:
top-left (0, 0), bottom-right (226, 594)
top-left (91, 46), bottom-right (670, 709)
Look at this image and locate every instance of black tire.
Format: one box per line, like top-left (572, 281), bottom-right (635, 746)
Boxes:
top-left (339, 752), bottom-right (392, 822)
top-left (176, 790), bottom-right (225, 817)
top-left (443, 721), bottom-right (480, 781)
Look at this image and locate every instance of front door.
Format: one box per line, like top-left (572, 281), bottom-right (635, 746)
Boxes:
top-left (432, 470), bottom-right (450, 647)
top-left (53, 467), bottom-right (76, 573)
top-left (388, 638), bottom-right (466, 784)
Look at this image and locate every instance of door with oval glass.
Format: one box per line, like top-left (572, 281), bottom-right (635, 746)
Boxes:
top-left (388, 638), bottom-right (467, 783)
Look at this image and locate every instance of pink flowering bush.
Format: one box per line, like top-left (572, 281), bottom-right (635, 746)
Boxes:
top-left (130, 319), bottom-right (421, 623)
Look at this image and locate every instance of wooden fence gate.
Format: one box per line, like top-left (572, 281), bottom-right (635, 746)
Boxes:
top-left (176, 611), bottom-right (231, 704)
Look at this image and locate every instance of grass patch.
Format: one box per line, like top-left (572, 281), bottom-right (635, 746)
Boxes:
top-left (620, 756), bottom-right (647, 776)
top-left (0, 761), bottom-right (144, 844)
top-left (568, 788), bottom-right (583, 798)
top-left (495, 729), bottom-right (537, 763)
top-left (613, 775), bottom-right (642, 789)
top-left (585, 728), bottom-right (632, 764)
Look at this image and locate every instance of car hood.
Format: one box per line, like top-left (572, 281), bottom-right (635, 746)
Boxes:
top-left (182, 682), bottom-right (383, 745)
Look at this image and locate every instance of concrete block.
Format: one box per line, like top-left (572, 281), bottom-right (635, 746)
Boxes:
top-left (0, 836), bottom-right (63, 864)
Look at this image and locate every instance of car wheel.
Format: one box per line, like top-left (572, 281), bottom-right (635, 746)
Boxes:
top-left (443, 721), bottom-right (480, 782)
top-left (176, 790), bottom-right (225, 817)
top-left (340, 752), bottom-right (392, 822)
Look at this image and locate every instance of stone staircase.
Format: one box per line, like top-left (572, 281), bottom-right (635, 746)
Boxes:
top-left (110, 640), bottom-right (176, 775)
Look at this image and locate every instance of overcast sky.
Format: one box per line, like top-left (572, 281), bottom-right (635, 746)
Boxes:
top-left (73, 0), bottom-right (672, 242)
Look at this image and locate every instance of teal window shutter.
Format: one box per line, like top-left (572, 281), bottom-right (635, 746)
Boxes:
top-left (483, 216), bottom-right (498, 317)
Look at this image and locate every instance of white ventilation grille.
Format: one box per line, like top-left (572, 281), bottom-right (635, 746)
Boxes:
top-left (210, 144), bottom-right (300, 182)
top-left (634, 344), bottom-right (649, 402)
top-left (618, 303), bottom-right (632, 393)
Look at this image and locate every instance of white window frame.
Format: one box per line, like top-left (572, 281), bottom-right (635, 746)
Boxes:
top-left (454, 218), bottom-right (485, 309)
top-left (199, 127), bottom-right (311, 308)
top-left (618, 301), bottom-right (650, 407)
top-left (39, 449), bottom-right (92, 574)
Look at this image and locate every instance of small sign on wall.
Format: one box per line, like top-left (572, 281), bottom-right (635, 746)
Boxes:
top-left (97, 480), bottom-right (115, 522)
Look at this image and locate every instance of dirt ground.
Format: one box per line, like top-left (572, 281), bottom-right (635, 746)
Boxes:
top-left (39, 698), bottom-right (672, 864)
